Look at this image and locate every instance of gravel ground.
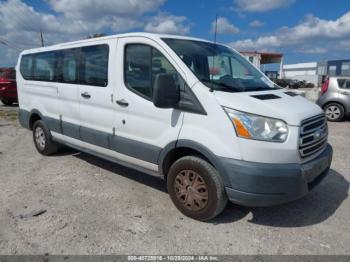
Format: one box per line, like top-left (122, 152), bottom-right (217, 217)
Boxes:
top-left (0, 102), bottom-right (349, 255)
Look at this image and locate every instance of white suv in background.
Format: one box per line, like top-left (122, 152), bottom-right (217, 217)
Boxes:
top-left (17, 33), bottom-right (332, 220)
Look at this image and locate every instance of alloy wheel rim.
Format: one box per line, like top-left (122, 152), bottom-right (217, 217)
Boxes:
top-left (174, 170), bottom-right (208, 211)
top-left (326, 106), bottom-right (340, 120)
top-left (35, 126), bottom-right (46, 150)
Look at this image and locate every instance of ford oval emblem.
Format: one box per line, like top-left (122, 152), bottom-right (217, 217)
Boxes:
top-left (314, 129), bottom-right (322, 139)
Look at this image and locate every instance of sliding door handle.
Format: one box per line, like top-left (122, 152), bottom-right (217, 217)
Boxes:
top-left (116, 99), bottom-right (129, 107)
top-left (81, 92), bottom-right (91, 99)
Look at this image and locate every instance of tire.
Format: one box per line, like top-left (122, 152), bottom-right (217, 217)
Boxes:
top-left (1, 99), bottom-right (13, 106)
top-left (32, 120), bottom-right (59, 155)
top-left (167, 156), bottom-right (228, 221)
top-left (324, 103), bottom-right (345, 122)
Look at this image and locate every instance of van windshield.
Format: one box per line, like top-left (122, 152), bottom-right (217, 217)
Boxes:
top-left (163, 38), bottom-right (279, 92)
top-left (0, 70), bottom-right (7, 78)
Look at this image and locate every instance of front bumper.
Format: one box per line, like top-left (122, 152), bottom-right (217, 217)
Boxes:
top-left (221, 144), bottom-right (333, 207)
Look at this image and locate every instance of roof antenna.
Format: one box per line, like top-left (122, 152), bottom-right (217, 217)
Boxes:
top-left (210, 14), bottom-right (218, 92)
top-left (214, 14), bottom-right (218, 43)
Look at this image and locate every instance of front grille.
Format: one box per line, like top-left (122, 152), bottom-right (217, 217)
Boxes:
top-left (299, 115), bottom-right (328, 158)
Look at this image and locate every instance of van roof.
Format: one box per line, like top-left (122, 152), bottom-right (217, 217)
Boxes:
top-left (20, 32), bottom-right (213, 54)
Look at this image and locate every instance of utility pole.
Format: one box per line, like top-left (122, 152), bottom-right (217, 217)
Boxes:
top-left (40, 29), bottom-right (44, 47)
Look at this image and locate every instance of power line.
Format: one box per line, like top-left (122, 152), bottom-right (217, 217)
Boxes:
top-left (0, 36), bottom-right (39, 51)
top-left (0, 38), bottom-right (21, 51)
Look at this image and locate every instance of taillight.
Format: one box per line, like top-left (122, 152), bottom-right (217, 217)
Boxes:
top-left (321, 78), bottom-right (329, 95)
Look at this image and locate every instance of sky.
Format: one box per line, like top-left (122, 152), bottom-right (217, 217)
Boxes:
top-left (1, 0), bottom-right (350, 67)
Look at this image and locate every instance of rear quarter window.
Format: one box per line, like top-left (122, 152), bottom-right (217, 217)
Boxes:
top-left (20, 55), bottom-right (33, 80)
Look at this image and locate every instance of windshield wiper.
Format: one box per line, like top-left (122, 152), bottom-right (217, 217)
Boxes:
top-left (245, 86), bottom-right (281, 91)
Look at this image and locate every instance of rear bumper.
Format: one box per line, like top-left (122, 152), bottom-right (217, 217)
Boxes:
top-left (222, 144), bottom-right (333, 207)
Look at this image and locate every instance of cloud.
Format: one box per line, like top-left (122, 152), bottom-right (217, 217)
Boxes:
top-left (144, 14), bottom-right (191, 34)
top-left (229, 11), bottom-right (350, 52)
top-left (48, 0), bottom-right (165, 19)
top-left (211, 17), bottom-right (239, 35)
top-left (0, 0), bottom-right (191, 66)
top-left (297, 47), bottom-right (328, 54)
top-left (249, 20), bottom-right (264, 28)
top-left (234, 0), bottom-right (295, 12)
top-left (231, 36), bottom-right (280, 50)
top-left (338, 40), bottom-right (350, 50)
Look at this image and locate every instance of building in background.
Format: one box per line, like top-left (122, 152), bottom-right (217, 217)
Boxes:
top-left (283, 62), bottom-right (320, 86)
top-left (240, 51), bottom-right (283, 79)
top-left (327, 59), bottom-right (350, 77)
top-left (240, 50), bottom-right (350, 87)
top-left (283, 59), bottom-right (350, 87)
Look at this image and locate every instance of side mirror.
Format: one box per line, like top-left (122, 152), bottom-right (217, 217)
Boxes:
top-left (153, 73), bottom-right (180, 108)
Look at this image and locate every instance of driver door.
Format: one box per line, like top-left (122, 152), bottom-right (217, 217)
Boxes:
top-left (112, 37), bottom-right (185, 165)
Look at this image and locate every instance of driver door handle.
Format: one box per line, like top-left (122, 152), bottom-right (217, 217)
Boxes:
top-left (116, 99), bottom-right (129, 107)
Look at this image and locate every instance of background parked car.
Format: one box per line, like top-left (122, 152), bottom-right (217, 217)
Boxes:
top-left (317, 76), bottom-right (350, 121)
top-left (273, 78), bottom-right (303, 89)
top-left (0, 67), bottom-right (17, 105)
top-left (305, 82), bottom-right (315, 88)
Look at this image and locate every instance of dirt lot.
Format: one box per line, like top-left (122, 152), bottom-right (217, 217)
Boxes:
top-left (0, 102), bottom-right (349, 255)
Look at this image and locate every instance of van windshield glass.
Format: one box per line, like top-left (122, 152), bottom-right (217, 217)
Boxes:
top-left (0, 70), bottom-right (7, 78)
top-left (163, 38), bottom-right (279, 92)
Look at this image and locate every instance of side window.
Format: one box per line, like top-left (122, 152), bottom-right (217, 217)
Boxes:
top-left (125, 44), bottom-right (152, 98)
top-left (20, 55), bottom-right (33, 80)
top-left (152, 48), bottom-right (180, 87)
top-left (62, 50), bottom-right (77, 83)
top-left (33, 52), bottom-right (58, 81)
top-left (345, 80), bottom-right (350, 89)
top-left (81, 45), bottom-right (109, 87)
top-left (125, 44), bottom-right (181, 100)
top-left (338, 79), bottom-right (346, 88)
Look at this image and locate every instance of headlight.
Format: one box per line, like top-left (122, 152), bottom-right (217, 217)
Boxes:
top-left (223, 107), bottom-right (288, 142)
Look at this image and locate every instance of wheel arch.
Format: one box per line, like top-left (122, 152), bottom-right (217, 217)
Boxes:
top-left (29, 109), bottom-right (43, 130)
top-left (158, 139), bottom-right (230, 186)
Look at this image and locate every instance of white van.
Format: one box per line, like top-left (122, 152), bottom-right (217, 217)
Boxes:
top-left (17, 33), bottom-right (332, 220)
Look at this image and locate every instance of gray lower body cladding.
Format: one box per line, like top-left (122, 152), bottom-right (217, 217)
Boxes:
top-left (19, 109), bottom-right (161, 165)
top-left (222, 145), bottom-right (333, 206)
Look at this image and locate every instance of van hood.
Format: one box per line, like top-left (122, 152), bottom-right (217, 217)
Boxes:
top-left (214, 89), bottom-right (323, 126)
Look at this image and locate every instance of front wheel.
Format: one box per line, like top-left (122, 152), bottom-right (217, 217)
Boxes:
top-left (324, 103), bottom-right (344, 122)
top-left (167, 156), bottom-right (228, 221)
top-left (32, 120), bottom-right (59, 155)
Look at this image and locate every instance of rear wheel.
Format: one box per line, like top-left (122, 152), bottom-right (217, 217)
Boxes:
top-left (324, 103), bottom-right (344, 122)
top-left (32, 120), bottom-right (59, 155)
top-left (1, 99), bottom-right (13, 106)
top-left (167, 156), bottom-right (227, 221)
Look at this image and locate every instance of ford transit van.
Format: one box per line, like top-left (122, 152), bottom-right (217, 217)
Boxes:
top-left (17, 33), bottom-right (332, 220)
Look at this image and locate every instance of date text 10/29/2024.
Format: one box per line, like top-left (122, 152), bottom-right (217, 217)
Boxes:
top-left (127, 256), bottom-right (219, 261)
